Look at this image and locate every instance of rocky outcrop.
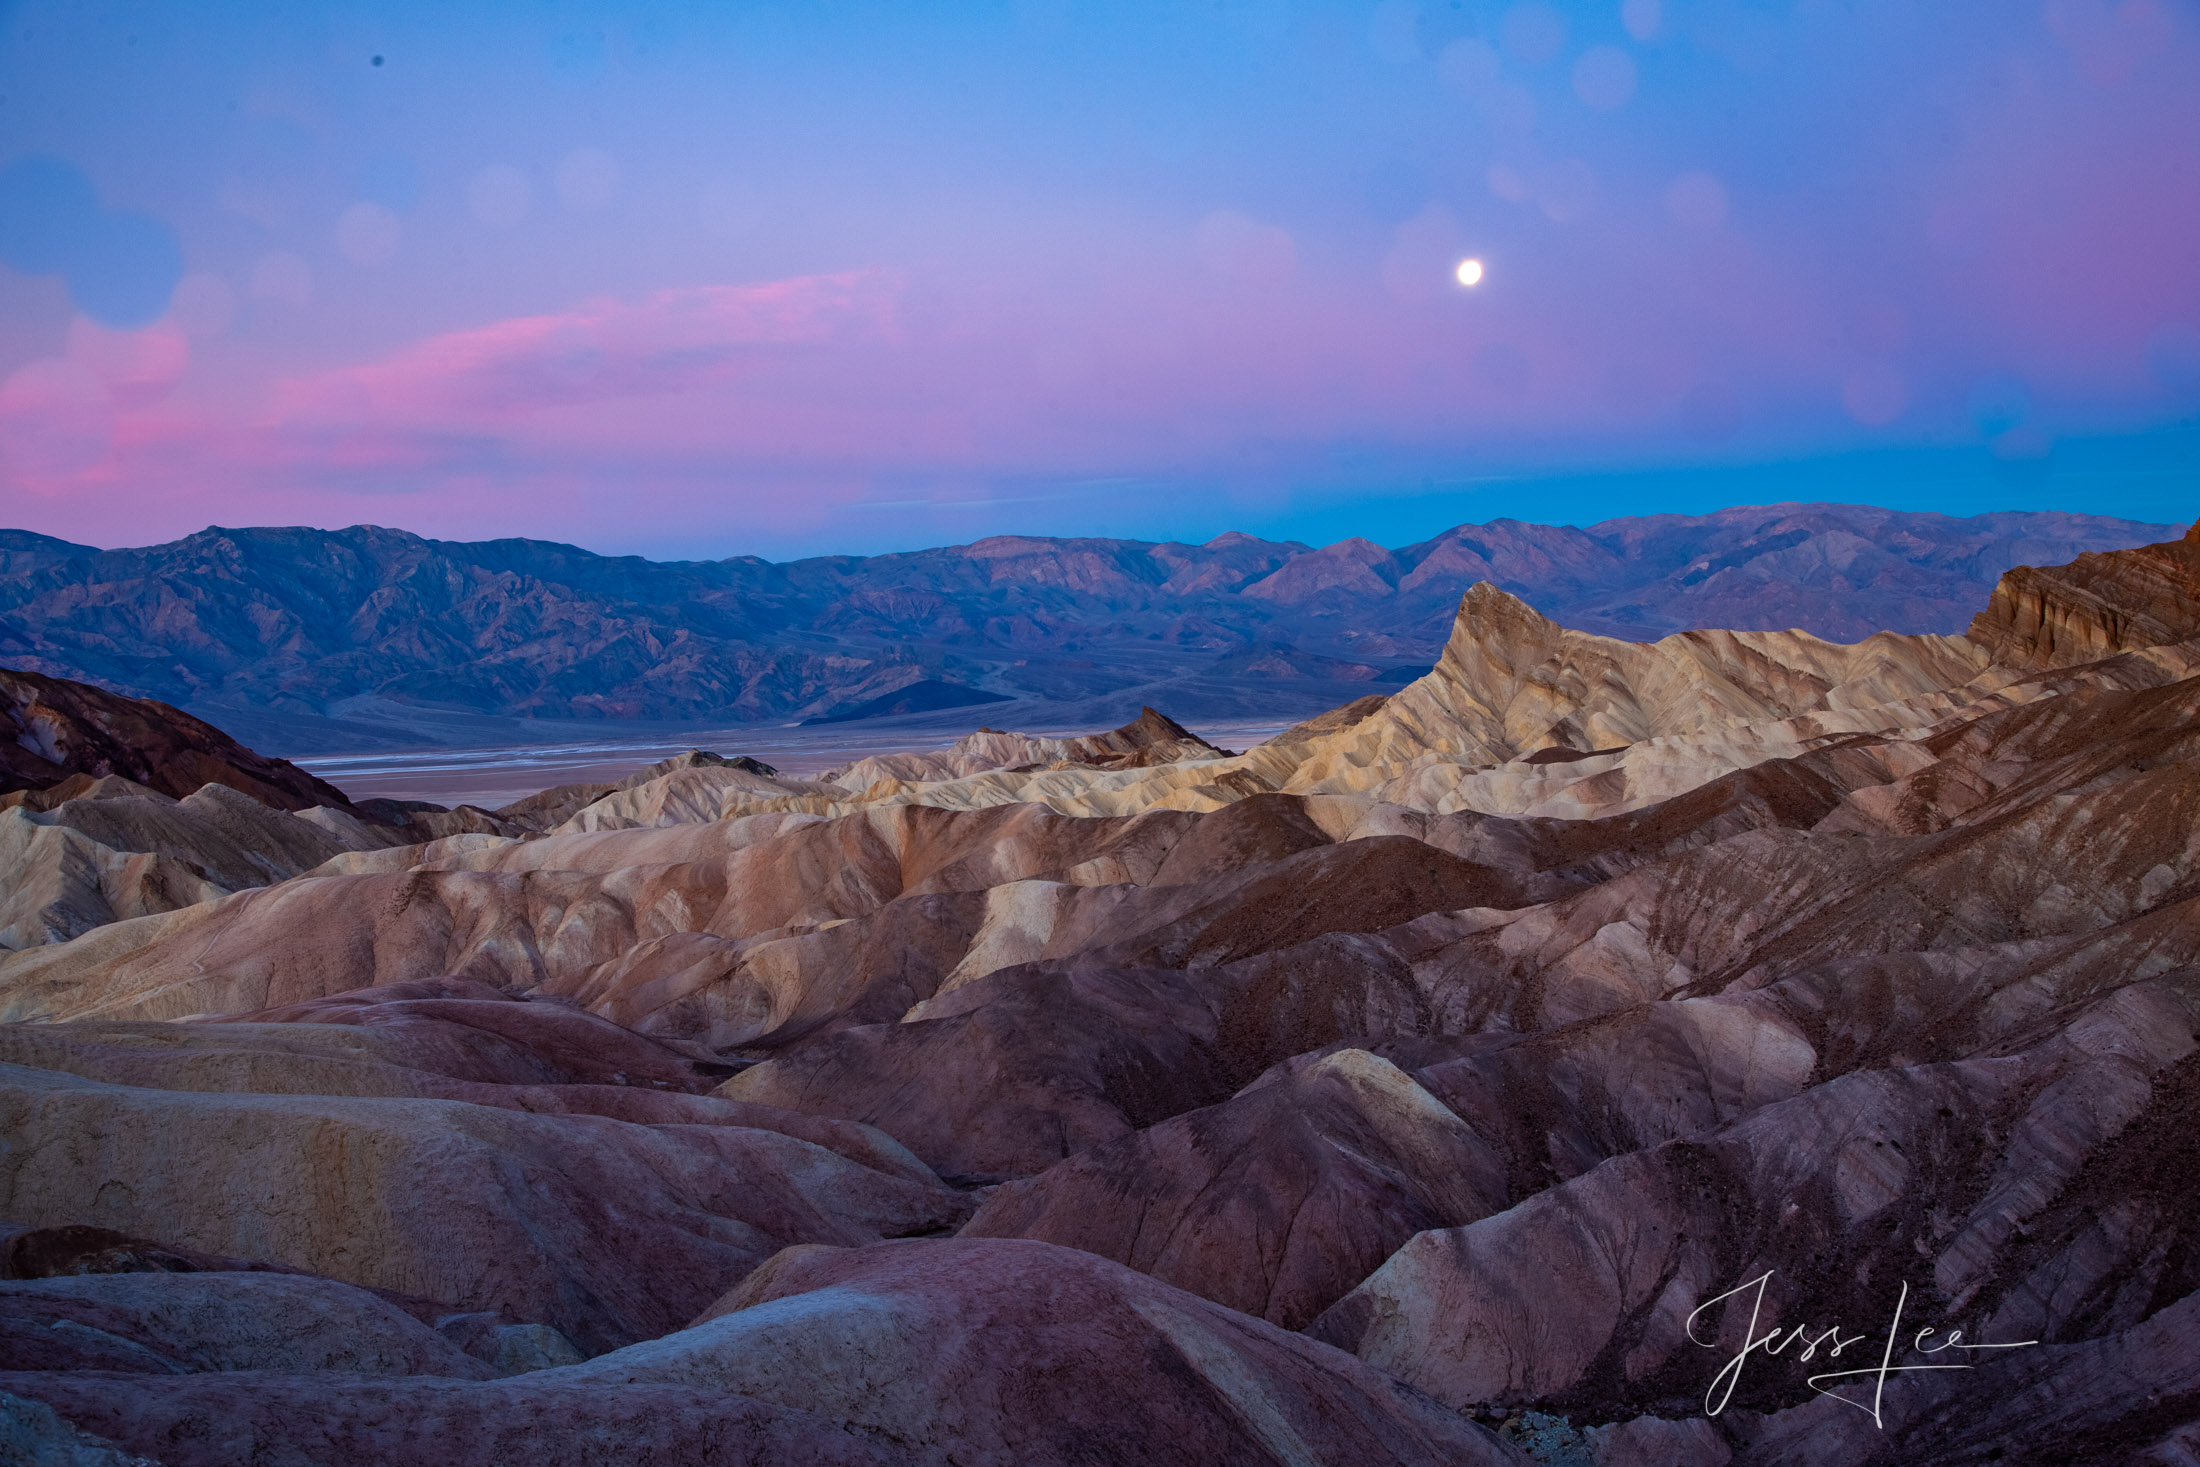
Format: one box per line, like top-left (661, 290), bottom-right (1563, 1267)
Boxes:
top-left (824, 706), bottom-right (1230, 791)
top-left (479, 749), bottom-right (776, 834)
top-left (0, 1216), bottom-right (590, 1376)
top-left (1308, 981), bottom-right (2198, 1411)
top-left (555, 761), bottom-right (846, 833)
top-left (961, 1048), bottom-right (1505, 1327)
top-left (0, 1390), bottom-right (158, 1466)
top-left (0, 1271), bottom-right (500, 1378)
top-left (1277, 580), bottom-right (1995, 774)
top-left (3, 1373), bottom-right (914, 1466)
top-left (1967, 518), bottom-right (2200, 669)
top-left (0, 778), bottom-right (406, 951)
top-left (0, 667), bottom-right (357, 809)
top-left (0, 670), bottom-right (422, 953)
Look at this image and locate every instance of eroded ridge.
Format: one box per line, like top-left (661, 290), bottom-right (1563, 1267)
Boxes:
top-left (2, 524), bottom-right (2197, 1465)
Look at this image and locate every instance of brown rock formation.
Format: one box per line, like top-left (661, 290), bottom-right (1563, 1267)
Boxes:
top-left (0, 777), bottom-right (407, 951)
top-left (0, 667), bottom-right (357, 810)
top-left (3, 1374), bottom-right (916, 1466)
top-left (825, 704), bottom-right (1230, 792)
top-left (1308, 975), bottom-right (2199, 1417)
top-left (1967, 519), bottom-right (2200, 669)
top-left (0, 981), bottom-right (968, 1354)
top-left (649, 1238), bottom-right (1528, 1466)
top-left (962, 1048), bottom-right (1505, 1327)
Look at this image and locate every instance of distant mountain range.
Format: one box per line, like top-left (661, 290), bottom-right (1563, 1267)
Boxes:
top-left (0, 503), bottom-right (2174, 750)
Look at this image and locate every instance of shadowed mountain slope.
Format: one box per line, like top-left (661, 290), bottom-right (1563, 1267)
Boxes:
top-left (0, 505), bottom-right (2168, 739)
top-left (0, 666), bottom-right (355, 809)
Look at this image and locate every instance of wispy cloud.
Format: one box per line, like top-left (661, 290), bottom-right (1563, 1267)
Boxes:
top-left (269, 269), bottom-right (903, 434)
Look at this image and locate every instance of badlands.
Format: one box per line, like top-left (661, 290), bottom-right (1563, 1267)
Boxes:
top-left (0, 523), bottom-right (2197, 1464)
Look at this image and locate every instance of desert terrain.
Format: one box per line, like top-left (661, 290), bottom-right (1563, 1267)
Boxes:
top-left (0, 520), bottom-right (2196, 1465)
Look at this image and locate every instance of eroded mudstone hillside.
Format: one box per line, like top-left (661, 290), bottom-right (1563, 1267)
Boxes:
top-left (1, 523), bottom-right (2196, 1465)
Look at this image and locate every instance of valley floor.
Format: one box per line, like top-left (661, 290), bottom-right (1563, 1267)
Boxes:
top-left (290, 716), bottom-right (1293, 811)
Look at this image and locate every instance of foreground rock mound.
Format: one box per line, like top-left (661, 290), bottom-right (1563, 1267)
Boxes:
top-left (1, 1240), bottom-right (1528, 1467)
top-left (4, 1375), bottom-right (912, 1467)
top-left (642, 1238), bottom-right (1526, 1466)
top-left (0, 1270), bottom-right (500, 1378)
top-left (0, 980), bottom-right (966, 1354)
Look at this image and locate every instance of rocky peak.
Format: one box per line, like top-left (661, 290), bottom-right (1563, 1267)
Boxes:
top-left (1432, 582), bottom-right (1570, 678)
top-left (1240, 537), bottom-right (1405, 603)
top-left (1096, 705), bottom-right (1200, 749)
top-left (1278, 578), bottom-right (1989, 781)
top-left (612, 750), bottom-right (779, 792)
top-left (1967, 520), bottom-right (2200, 669)
top-left (974, 705), bottom-right (1227, 769)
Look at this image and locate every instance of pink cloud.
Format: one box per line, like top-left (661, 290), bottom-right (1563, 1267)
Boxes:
top-left (76, 239), bottom-right (1800, 529)
top-left (25, 19), bottom-right (2200, 556)
top-left (272, 270), bottom-right (902, 427)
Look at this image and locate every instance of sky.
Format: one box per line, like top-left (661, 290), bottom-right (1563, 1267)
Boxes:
top-left (0, 0), bottom-right (2196, 560)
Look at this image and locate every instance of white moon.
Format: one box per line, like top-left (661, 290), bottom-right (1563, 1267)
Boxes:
top-left (1455, 257), bottom-right (1485, 287)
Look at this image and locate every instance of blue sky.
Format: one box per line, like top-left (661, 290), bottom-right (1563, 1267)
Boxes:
top-left (0, 0), bottom-right (2195, 556)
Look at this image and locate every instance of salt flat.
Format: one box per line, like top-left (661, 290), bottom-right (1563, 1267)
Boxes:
top-left (295, 719), bottom-right (1293, 810)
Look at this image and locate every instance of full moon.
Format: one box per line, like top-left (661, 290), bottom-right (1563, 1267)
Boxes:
top-left (1455, 257), bottom-right (1485, 288)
